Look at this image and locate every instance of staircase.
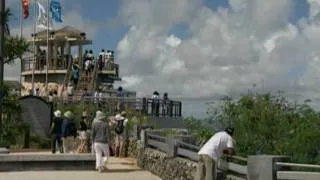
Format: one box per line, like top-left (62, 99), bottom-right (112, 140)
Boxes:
top-left (62, 57), bottom-right (73, 90)
top-left (74, 62), bottom-right (98, 97)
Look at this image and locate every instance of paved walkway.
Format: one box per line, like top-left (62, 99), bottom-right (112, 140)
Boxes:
top-left (0, 171), bottom-right (161, 180)
top-left (0, 152), bottom-right (161, 180)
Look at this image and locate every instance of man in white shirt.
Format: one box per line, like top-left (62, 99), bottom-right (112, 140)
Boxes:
top-left (194, 127), bottom-right (235, 180)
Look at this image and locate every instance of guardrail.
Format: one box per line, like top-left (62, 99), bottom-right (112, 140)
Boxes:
top-left (141, 130), bottom-right (248, 179)
top-left (276, 162), bottom-right (320, 180)
top-left (139, 129), bottom-right (320, 180)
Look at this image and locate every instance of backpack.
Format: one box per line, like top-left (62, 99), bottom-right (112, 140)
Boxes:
top-left (115, 119), bottom-right (125, 134)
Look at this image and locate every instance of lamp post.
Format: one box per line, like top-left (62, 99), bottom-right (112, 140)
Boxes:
top-left (0, 0), bottom-right (8, 154)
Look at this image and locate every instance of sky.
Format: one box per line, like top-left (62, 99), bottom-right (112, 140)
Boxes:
top-left (5, 0), bottom-right (320, 117)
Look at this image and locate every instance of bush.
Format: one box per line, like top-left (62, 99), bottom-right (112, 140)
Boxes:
top-left (207, 91), bottom-right (320, 164)
top-left (0, 84), bottom-right (24, 147)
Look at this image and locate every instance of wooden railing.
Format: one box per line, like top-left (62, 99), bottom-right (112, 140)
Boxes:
top-left (139, 129), bottom-right (320, 180)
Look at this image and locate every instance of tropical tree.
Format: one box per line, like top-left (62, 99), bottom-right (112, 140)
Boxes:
top-left (207, 91), bottom-right (320, 164)
top-left (3, 8), bottom-right (30, 64)
top-left (0, 8), bottom-right (30, 147)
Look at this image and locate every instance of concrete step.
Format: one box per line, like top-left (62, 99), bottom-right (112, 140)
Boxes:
top-left (0, 152), bottom-right (138, 172)
top-left (0, 153), bottom-right (95, 171)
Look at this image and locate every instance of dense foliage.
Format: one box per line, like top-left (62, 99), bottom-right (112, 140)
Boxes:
top-left (0, 8), bottom-right (30, 147)
top-left (0, 84), bottom-right (24, 147)
top-left (3, 8), bottom-right (30, 64)
top-left (193, 91), bottom-right (320, 164)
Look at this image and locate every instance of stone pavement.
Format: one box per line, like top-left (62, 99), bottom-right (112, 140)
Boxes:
top-left (0, 171), bottom-right (161, 180)
top-left (0, 153), bottom-right (161, 180)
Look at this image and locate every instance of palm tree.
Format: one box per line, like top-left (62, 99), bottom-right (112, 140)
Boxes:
top-left (3, 8), bottom-right (30, 64)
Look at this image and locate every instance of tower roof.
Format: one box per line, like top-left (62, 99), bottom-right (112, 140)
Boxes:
top-left (35, 26), bottom-right (86, 40)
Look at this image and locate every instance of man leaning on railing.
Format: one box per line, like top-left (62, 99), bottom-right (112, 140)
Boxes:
top-left (194, 127), bottom-right (236, 180)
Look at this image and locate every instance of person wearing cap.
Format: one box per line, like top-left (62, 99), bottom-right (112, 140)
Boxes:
top-left (194, 127), bottom-right (236, 180)
top-left (61, 111), bottom-right (77, 153)
top-left (91, 111), bottom-right (110, 172)
top-left (114, 111), bottom-right (128, 157)
top-left (50, 110), bottom-right (63, 154)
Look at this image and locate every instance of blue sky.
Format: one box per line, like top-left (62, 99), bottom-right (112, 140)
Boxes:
top-left (5, 0), bottom-right (317, 117)
top-left (8, 0), bottom-right (310, 54)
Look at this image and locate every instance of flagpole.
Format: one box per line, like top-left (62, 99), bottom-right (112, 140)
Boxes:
top-left (31, 0), bottom-right (37, 93)
top-left (19, 0), bottom-right (23, 96)
top-left (45, 0), bottom-right (49, 94)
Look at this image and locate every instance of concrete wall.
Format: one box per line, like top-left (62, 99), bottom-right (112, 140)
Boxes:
top-left (19, 96), bottom-right (53, 137)
top-left (149, 117), bottom-right (184, 129)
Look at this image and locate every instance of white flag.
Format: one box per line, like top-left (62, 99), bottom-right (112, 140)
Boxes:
top-left (37, 1), bottom-right (53, 30)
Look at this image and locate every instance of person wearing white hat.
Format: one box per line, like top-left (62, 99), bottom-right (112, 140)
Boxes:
top-left (91, 111), bottom-right (110, 172)
top-left (50, 110), bottom-right (63, 154)
top-left (61, 111), bottom-right (77, 153)
top-left (114, 111), bottom-right (128, 157)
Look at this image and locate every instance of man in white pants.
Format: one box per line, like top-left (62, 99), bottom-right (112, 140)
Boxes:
top-left (91, 111), bottom-right (110, 172)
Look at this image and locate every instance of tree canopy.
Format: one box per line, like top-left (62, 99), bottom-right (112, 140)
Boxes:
top-left (0, 8), bottom-right (30, 146)
top-left (202, 91), bottom-right (320, 164)
top-left (3, 8), bottom-right (30, 64)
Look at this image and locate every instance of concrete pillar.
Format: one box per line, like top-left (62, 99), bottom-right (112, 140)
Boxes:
top-left (132, 124), bottom-right (140, 140)
top-left (64, 40), bottom-right (71, 69)
top-left (53, 41), bottom-right (57, 70)
top-left (78, 44), bottom-right (83, 67)
top-left (48, 42), bottom-right (53, 69)
top-left (166, 136), bottom-right (177, 157)
top-left (60, 45), bottom-right (64, 56)
top-left (247, 155), bottom-right (291, 180)
top-left (140, 129), bottom-right (147, 148)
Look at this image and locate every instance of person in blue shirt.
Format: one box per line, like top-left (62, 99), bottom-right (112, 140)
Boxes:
top-left (71, 64), bottom-right (79, 87)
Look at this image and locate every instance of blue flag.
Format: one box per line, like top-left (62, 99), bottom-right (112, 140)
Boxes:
top-left (50, 0), bottom-right (62, 23)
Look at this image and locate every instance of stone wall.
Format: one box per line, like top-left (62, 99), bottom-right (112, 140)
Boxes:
top-left (128, 140), bottom-right (197, 180)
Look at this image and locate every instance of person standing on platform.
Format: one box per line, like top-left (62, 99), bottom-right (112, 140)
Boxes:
top-left (61, 111), bottom-right (77, 153)
top-left (50, 110), bottom-right (63, 154)
top-left (92, 111), bottom-right (110, 172)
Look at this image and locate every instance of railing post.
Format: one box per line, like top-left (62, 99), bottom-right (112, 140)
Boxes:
top-left (142, 98), bottom-right (147, 115)
top-left (132, 124), bottom-right (140, 140)
top-left (140, 129), bottom-right (148, 148)
top-left (169, 100), bottom-right (173, 117)
top-left (166, 136), bottom-right (177, 158)
top-left (247, 155), bottom-right (291, 180)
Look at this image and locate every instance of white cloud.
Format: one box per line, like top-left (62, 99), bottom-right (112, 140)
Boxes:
top-left (114, 0), bottom-right (320, 103)
top-left (4, 1), bottom-right (101, 81)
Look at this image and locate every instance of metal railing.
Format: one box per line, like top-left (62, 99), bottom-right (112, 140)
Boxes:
top-left (23, 56), bottom-right (119, 78)
top-left (49, 96), bottom-right (182, 117)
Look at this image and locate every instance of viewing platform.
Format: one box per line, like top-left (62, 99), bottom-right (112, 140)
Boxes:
top-left (21, 26), bottom-right (122, 95)
top-left (22, 56), bottom-right (120, 78)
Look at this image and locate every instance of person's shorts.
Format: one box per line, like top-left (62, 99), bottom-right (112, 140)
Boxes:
top-left (115, 133), bottom-right (125, 145)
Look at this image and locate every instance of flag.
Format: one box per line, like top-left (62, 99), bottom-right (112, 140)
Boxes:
top-left (50, 0), bottom-right (63, 23)
top-left (22, 0), bottom-right (29, 19)
top-left (36, 1), bottom-right (52, 29)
